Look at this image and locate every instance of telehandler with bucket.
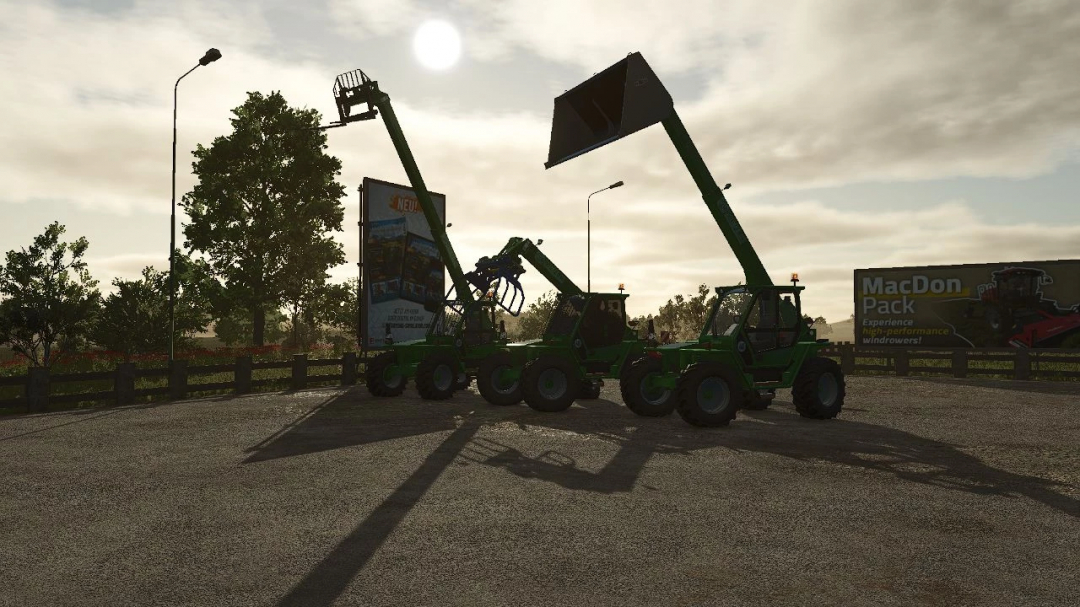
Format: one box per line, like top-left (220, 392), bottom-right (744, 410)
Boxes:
top-left (543, 52), bottom-right (845, 426)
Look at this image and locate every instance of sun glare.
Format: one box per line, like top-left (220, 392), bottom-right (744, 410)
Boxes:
top-left (413, 20), bottom-right (461, 70)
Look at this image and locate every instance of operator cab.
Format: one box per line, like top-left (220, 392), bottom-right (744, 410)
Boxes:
top-left (706, 285), bottom-right (807, 383)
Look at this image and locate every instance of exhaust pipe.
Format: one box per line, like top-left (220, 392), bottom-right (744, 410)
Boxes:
top-left (545, 52), bottom-right (674, 169)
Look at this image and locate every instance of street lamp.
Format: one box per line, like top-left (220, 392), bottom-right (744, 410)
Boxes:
top-left (586, 180), bottom-right (623, 292)
top-left (170, 48), bottom-right (221, 362)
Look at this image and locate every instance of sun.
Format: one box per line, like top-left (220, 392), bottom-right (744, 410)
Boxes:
top-left (413, 20), bottom-right (461, 70)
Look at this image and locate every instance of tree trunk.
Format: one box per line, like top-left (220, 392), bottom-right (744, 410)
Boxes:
top-left (253, 306), bottom-right (265, 347)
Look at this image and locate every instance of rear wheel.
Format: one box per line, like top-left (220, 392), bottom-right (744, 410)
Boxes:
top-left (477, 351), bottom-right (522, 406)
top-left (365, 351), bottom-right (406, 397)
top-left (675, 362), bottom-right (743, 427)
top-left (521, 356), bottom-right (578, 412)
top-left (621, 356), bottom-right (675, 417)
top-left (415, 353), bottom-right (458, 400)
top-left (792, 357), bottom-right (845, 419)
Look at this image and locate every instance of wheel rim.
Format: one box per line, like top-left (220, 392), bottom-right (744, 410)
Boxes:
top-left (817, 372), bottom-right (839, 406)
top-left (639, 375), bottom-right (671, 406)
top-left (697, 377), bottom-right (730, 414)
top-left (433, 364), bottom-right (453, 391)
top-left (383, 365), bottom-right (403, 388)
top-left (538, 368), bottom-right (567, 400)
top-left (490, 365), bottom-right (519, 395)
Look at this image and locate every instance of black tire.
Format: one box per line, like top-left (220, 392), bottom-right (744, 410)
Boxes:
top-left (579, 378), bottom-right (603, 400)
top-left (675, 362), bottom-right (743, 427)
top-left (792, 357), bottom-right (845, 419)
top-left (521, 356), bottom-right (579, 413)
top-left (415, 353), bottom-right (458, 400)
top-left (620, 356), bottom-right (675, 417)
top-left (365, 351), bottom-right (406, 397)
top-left (741, 389), bottom-right (776, 411)
top-left (477, 351), bottom-right (522, 406)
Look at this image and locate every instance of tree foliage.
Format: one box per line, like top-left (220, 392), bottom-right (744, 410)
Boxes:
top-left (181, 90), bottom-right (347, 346)
top-left (91, 254), bottom-right (213, 359)
top-left (0, 222), bottom-right (101, 367)
top-left (515, 290), bottom-right (559, 340)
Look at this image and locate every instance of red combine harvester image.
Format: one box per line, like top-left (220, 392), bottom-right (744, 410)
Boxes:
top-left (967, 267), bottom-right (1080, 348)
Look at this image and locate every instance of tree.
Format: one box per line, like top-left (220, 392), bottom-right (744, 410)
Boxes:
top-left (516, 290), bottom-right (559, 340)
top-left (213, 306), bottom-right (287, 347)
top-left (181, 90), bottom-right (347, 346)
top-left (91, 254), bottom-right (213, 359)
top-left (0, 222), bottom-right (101, 367)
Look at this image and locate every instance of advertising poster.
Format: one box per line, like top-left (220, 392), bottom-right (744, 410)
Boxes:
top-left (854, 260), bottom-right (1080, 348)
top-left (361, 178), bottom-right (446, 348)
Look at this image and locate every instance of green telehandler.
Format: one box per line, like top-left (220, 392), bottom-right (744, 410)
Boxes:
top-left (322, 68), bottom-right (528, 400)
top-left (471, 238), bottom-right (662, 413)
top-left (543, 52), bottom-right (846, 427)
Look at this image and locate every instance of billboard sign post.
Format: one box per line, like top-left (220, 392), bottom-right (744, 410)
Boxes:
top-left (360, 177), bottom-right (447, 350)
top-left (855, 260), bottom-right (1080, 349)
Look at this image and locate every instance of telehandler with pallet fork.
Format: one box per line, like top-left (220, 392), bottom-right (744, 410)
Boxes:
top-left (543, 52), bottom-right (845, 427)
top-left (321, 68), bottom-right (526, 400)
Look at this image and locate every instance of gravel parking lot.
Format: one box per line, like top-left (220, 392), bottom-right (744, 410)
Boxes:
top-left (2, 376), bottom-right (1078, 607)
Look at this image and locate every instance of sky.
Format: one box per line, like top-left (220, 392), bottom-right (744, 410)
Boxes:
top-left (1, 0), bottom-right (1079, 325)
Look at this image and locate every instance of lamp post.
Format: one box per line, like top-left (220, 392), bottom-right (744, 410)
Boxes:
top-left (586, 180), bottom-right (623, 292)
top-left (169, 48), bottom-right (221, 362)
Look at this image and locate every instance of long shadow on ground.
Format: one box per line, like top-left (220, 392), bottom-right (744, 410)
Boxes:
top-left (256, 387), bottom-right (1078, 607)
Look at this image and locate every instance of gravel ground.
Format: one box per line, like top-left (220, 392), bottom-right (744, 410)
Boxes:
top-left (1, 376), bottom-right (1078, 607)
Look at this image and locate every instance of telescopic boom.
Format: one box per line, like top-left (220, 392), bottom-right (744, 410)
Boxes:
top-left (543, 52), bottom-right (772, 287)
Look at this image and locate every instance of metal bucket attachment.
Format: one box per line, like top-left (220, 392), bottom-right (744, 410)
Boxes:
top-left (545, 52), bottom-right (673, 169)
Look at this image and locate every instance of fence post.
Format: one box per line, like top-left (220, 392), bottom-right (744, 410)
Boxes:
top-left (952, 350), bottom-right (968, 378)
top-left (26, 366), bottom-right (49, 413)
top-left (170, 359), bottom-right (188, 400)
top-left (115, 362), bottom-right (136, 406)
top-left (235, 356), bottom-right (252, 394)
top-left (1014, 349), bottom-right (1031, 381)
top-left (895, 350), bottom-right (909, 376)
top-left (292, 353), bottom-right (308, 391)
top-left (841, 344), bottom-right (855, 375)
top-left (342, 352), bottom-right (357, 386)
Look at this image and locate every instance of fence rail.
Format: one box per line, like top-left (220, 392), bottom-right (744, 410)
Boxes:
top-left (2, 346), bottom-right (1078, 414)
top-left (1, 352), bottom-right (363, 413)
top-left (818, 344), bottom-right (1080, 381)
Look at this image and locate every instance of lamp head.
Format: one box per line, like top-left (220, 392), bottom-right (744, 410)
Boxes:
top-left (199, 48), bottom-right (222, 66)
top-left (610, 180), bottom-right (624, 189)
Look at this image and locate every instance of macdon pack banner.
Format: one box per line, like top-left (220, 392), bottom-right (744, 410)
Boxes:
top-left (854, 260), bottom-right (1080, 349)
top-left (361, 177), bottom-right (446, 348)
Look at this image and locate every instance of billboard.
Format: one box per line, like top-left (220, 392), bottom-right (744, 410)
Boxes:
top-left (361, 177), bottom-right (446, 348)
top-left (855, 260), bottom-right (1080, 349)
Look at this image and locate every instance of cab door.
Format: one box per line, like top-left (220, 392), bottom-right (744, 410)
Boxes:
top-left (739, 289), bottom-right (798, 383)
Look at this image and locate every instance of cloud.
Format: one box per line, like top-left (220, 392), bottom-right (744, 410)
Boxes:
top-left (2, 0), bottom-right (1080, 329)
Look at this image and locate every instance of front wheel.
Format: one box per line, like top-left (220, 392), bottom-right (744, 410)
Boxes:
top-left (675, 363), bottom-right (743, 427)
top-left (477, 351), bottom-right (522, 406)
top-left (521, 356), bottom-right (578, 413)
top-left (365, 351), bottom-right (406, 397)
top-left (415, 353), bottom-right (458, 400)
top-left (621, 356), bottom-right (675, 417)
top-left (792, 357), bottom-right (845, 419)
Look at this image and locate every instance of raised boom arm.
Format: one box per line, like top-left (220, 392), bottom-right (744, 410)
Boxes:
top-left (331, 70), bottom-right (475, 304)
top-left (543, 52), bottom-right (772, 287)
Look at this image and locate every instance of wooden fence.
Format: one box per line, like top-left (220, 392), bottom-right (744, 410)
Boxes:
top-left (1, 346), bottom-right (1077, 414)
top-left (818, 344), bottom-right (1080, 381)
top-left (0, 353), bottom-right (361, 413)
